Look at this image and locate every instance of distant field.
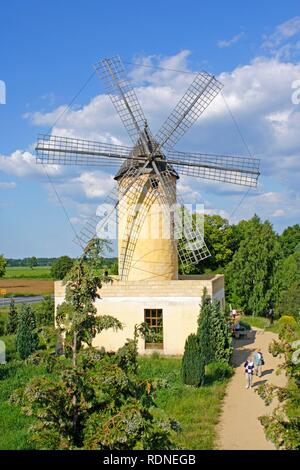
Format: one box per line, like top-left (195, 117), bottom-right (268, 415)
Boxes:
top-left (0, 279), bottom-right (54, 296)
top-left (4, 267), bottom-right (52, 279)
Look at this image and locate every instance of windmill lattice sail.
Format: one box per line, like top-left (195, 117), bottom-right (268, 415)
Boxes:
top-left (36, 55), bottom-right (260, 280)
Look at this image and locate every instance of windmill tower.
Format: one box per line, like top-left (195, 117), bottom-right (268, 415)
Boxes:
top-left (36, 56), bottom-right (260, 283)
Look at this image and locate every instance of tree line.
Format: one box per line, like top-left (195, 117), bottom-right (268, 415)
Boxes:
top-left (186, 214), bottom-right (300, 318)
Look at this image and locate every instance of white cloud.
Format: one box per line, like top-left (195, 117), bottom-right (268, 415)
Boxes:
top-left (263, 16), bottom-right (300, 48)
top-left (74, 171), bottom-right (114, 199)
top-left (0, 150), bottom-right (61, 178)
top-left (0, 182), bottom-right (16, 189)
top-left (217, 32), bottom-right (245, 48)
top-left (3, 48), bottom-right (299, 232)
top-left (262, 16), bottom-right (300, 59)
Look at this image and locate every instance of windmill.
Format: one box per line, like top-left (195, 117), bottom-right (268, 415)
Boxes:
top-left (36, 56), bottom-right (260, 281)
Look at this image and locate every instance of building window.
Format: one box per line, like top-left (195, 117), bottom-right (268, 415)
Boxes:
top-left (144, 308), bottom-right (163, 349)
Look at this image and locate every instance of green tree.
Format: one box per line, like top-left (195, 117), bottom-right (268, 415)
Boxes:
top-left (225, 215), bottom-right (281, 316)
top-left (273, 252), bottom-right (300, 318)
top-left (181, 214), bottom-right (238, 274)
top-left (50, 256), bottom-right (74, 280)
top-left (35, 296), bottom-right (54, 326)
top-left (16, 304), bottom-right (39, 359)
top-left (28, 256), bottom-right (38, 269)
top-left (198, 289), bottom-right (232, 366)
top-left (181, 288), bottom-right (232, 387)
top-left (279, 224), bottom-right (300, 258)
top-left (202, 214), bottom-right (238, 271)
top-left (6, 299), bottom-right (18, 334)
top-left (110, 260), bottom-right (118, 275)
top-left (0, 254), bottom-right (7, 278)
top-left (56, 241), bottom-right (122, 367)
top-left (181, 334), bottom-right (203, 386)
top-left (12, 240), bottom-right (178, 450)
top-left (257, 326), bottom-right (300, 449)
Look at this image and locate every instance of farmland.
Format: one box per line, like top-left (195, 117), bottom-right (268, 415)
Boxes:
top-left (0, 279), bottom-right (54, 296)
top-left (4, 267), bottom-right (52, 279)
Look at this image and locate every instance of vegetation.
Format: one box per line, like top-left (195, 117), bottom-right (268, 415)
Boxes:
top-left (273, 252), bottom-right (300, 318)
top-left (183, 214), bottom-right (238, 274)
top-left (138, 355), bottom-right (230, 450)
top-left (15, 305), bottom-right (39, 360)
top-left (50, 256), bottom-right (74, 280)
top-left (181, 289), bottom-right (232, 386)
top-left (34, 296), bottom-right (54, 327)
top-left (4, 266), bottom-right (52, 279)
top-left (225, 215), bottom-right (281, 316)
top-left (0, 254), bottom-right (7, 278)
top-left (197, 289), bottom-right (232, 365)
top-left (27, 257), bottom-right (38, 270)
top-left (181, 334), bottom-right (203, 386)
top-left (7, 258), bottom-right (57, 267)
top-left (279, 224), bottom-right (300, 258)
top-left (5, 299), bottom-right (18, 335)
top-left (0, 352), bottom-right (229, 450)
top-left (9, 241), bottom-right (178, 450)
top-left (257, 318), bottom-right (300, 449)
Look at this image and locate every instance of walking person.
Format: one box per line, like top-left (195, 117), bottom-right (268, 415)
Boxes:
top-left (244, 356), bottom-right (254, 389)
top-left (253, 348), bottom-right (264, 377)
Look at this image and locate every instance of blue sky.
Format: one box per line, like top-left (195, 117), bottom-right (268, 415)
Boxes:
top-left (0, 0), bottom-right (300, 258)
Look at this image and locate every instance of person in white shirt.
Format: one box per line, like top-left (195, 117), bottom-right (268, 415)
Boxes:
top-left (244, 356), bottom-right (255, 389)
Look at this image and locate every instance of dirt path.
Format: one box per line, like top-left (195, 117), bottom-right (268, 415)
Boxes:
top-left (217, 328), bottom-right (286, 450)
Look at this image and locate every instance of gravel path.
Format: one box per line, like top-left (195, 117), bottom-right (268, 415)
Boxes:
top-left (217, 328), bottom-right (286, 450)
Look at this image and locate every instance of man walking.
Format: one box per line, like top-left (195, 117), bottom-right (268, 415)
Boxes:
top-left (253, 348), bottom-right (264, 377)
top-left (244, 356), bottom-right (254, 389)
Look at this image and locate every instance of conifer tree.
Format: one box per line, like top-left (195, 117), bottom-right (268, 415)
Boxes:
top-left (198, 288), bottom-right (232, 366)
top-left (16, 304), bottom-right (39, 359)
top-left (181, 334), bottom-right (204, 386)
top-left (6, 299), bottom-right (18, 334)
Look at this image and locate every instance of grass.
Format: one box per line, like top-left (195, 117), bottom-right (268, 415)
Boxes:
top-left (240, 315), bottom-right (300, 345)
top-left (138, 355), bottom-right (229, 449)
top-left (0, 348), bottom-right (230, 450)
top-left (4, 266), bottom-right (52, 279)
top-left (0, 360), bottom-right (48, 450)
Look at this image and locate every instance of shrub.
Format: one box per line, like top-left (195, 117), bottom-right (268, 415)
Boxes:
top-left (204, 361), bottom-right (234, 384)
top-left (278, 315), bottom-right (297, 328)
top-left (278, 315), bottom-right (297, 340)
top-left (181, 334), bottom-right (204, 386)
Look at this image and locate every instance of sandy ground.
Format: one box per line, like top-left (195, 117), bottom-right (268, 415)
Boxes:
top-left (217, 328), bottom-right (286, 450)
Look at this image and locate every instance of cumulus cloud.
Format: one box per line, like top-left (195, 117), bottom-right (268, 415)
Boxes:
top-left (0, 150), bottom-right (61, 178)
top-left (217, 32), bottom-right (245, 48)
top-left (2, 44), bottom-right (299, 231)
